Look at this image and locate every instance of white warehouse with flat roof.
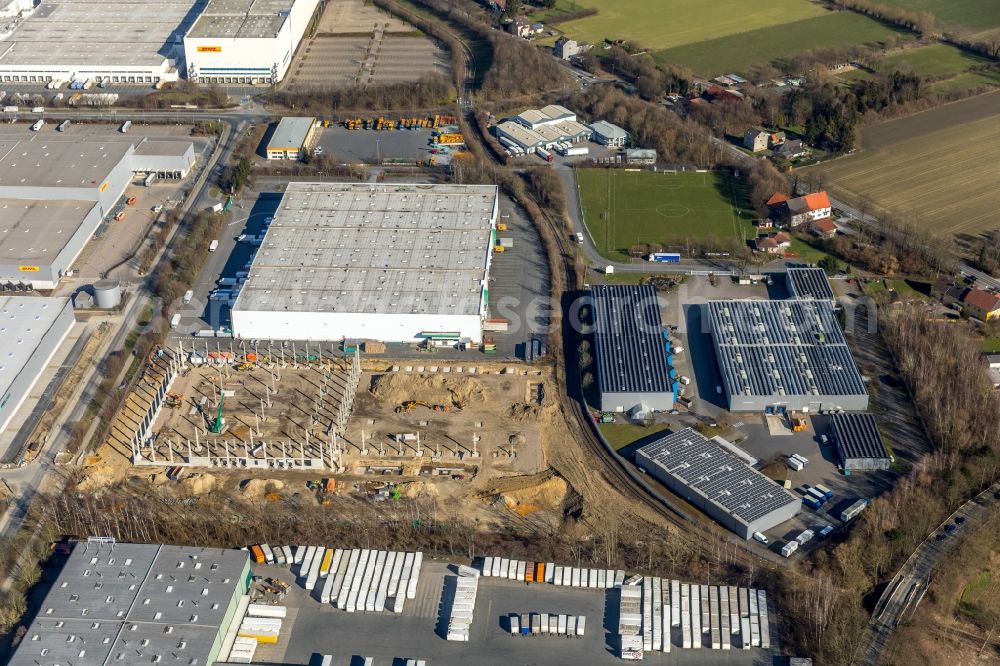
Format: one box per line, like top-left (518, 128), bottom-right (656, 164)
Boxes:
top-left (184, 0), bottom-right (321, 84)
top-left (0, 296), bottom-right (74, 435)
top-left (0, 0), bottom-right (198, 84)
top-left (230, 182), bottom-right (499, 343)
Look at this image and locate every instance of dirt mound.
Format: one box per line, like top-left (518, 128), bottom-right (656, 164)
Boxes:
top-left (482, 473), bottom-right (568, 514)
top-left (239, 478), bottom-right (285, 498)
top-left (398, 481), bottom-right (440, 499)
top-left (507, 402), bottom-right (541, 421)
top-left (182, 473), bottom-right (217, 495)
top-left (370, 373), bottom-right (488, 407)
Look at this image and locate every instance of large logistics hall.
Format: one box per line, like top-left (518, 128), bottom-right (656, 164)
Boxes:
top-left (230, 183), bottom-right (499, 343)
top-left (0, 0), bottom-right (200, 84)
top-left (10, 540), bottom-right (251, 666)
top-left (0, 133), bottom-right (195, 288)
top-left (591, 284), bottom-right (675, 414)
top-left (635, 428), bottom-right (801, 539)
top-left (0, 296), bottom-right (74, 435)
top-left (184, 0), bottom-right (321, 84)
top-left (708, 298), bottom-right (868, 413)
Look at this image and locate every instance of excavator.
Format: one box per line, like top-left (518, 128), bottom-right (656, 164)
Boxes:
top-left (395, 400), bottom-right (449, 413)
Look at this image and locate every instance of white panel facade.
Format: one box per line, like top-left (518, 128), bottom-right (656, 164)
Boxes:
top-left (231, 310), bottom-right (482, 343)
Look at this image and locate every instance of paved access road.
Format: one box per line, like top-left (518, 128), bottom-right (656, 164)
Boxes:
top-left (858, 481), bottom-right (1000, 665)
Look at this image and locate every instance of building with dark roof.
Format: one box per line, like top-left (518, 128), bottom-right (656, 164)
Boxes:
top-left (591, 284), bottom-right (674, 413)
top-left (635, 428), bottom-right (801, 539)
top-left (831, 412), bottom-right (891, 471)
top-left (786, 267), bottom-right (835, 304)
top-left (708, 299), bottom-right (868, 412)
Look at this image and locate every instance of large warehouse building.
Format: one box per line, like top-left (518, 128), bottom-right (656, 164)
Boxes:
top-left (184, 0), bottom-right (321, 84)
top-left (231, 183), bottom-right (499, 343)
top-left (0, 296), bottom-right (74, 435)
top-left (591, 284), bottom-right (674, 414)
top-left (0, 0), bottom-right (198, 84)
top-left (494, 104), bottom-right (592, 152)
top-left (636, 428), bottom-right (801, 539)
top-left (0, 134), bottom-right (195, 288)
top-left (10, 540), bottom-right (250, 666)
top-left (708, 299), bottom-right (868, 413)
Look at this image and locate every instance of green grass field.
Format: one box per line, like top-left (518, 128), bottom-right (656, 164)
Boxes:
top-left (878, 43), bottom-right (994, 77)
top-left (652, 11), bottom-right (909, 75)
top-left (931, 69), bottom-right (1000, 93)
top-left (578, 169), bottom-right (754, 262)
top-left (878, 0), bottom-right (1000, 34)
top-left (556, 0), bottom-right (825, 51)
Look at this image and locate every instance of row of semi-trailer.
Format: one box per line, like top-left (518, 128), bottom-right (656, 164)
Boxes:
top-left (618, 578), bottom-right (770, 659)
top-left (447, 569), bottom-right (479, 641)
top-left (479, 556), bottom-right (624, 589)
top-left (509, 612), bottom-right (586, 638)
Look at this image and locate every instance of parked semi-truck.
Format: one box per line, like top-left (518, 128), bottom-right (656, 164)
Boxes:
top-left (170, 313), bottom-right (181, 329)
top-left (561, 146), bottom-right (589, 157)
top-left (30, 120), bottom-right (43, 131)
top-left (209, 239), bottom-right (219, 252)
top-left (647, 252), bottom-right (681, 263)
top-left (56, 120), bottom-right (70, 132)
top-left (535, 147), bottom-right (553, 163)
top-left (120, 120), bottom-right (131, 133)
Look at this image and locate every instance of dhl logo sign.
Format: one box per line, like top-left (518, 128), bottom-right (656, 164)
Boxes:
top-left (198, 46), bottom-right (222, 52)
top-left (18, 266), bottom-right (39, 272)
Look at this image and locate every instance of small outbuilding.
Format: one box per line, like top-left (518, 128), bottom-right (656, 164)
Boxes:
top-left (831, 412), bottom-right (892, 471)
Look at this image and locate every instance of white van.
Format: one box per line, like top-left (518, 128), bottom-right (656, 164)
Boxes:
top-left (752, 532), bottom-right (769, 545)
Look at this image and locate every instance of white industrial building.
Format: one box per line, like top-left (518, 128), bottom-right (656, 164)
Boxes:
top-left (0, 0), bottom-right (33, 19)
top-left (10, 540), bottom-right (251, 666)
top-left (589, 119), bottom-right (629, 147)
top-left (0, 133), bottom-right (195, 288)
top-left (0, 0), bottom-right (199, 84)
top-left (266, 116), bottom-right (317, 160)
top-left (495, 104), bottom-right (592, 152)
top-left (184, 0), bottom-right (321, 84)
top-left (231, 182), bottom-right (499, 343)
top-left (0, 296), bottom-right (74, 435)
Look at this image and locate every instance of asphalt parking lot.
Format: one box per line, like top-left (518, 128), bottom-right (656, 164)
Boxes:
top-left (250, 561), bottom-right (774, 665)
top-left (316, 126), bottom-right (440, 164)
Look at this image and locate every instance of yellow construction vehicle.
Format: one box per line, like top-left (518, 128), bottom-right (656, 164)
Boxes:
top-left (236, 361), bottom-right (255, 371)
top-left (494, 245), bottom-right (506, 253)
top-left (791, 417), bottom-right (807, 432)
top-left (496, 222), bottom-right (508, 231)
top-left (165, 392), bottom-right (185, 408)
top-left (395, 400), bottom-right (448, 413)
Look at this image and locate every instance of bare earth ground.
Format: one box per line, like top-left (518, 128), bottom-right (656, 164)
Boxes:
top-left (804, 92), bottom-right (1000, 237)
top-left (80, 352), bottom-right (682, 539)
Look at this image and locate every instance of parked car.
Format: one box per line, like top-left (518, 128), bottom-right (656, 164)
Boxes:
top-left (935, 533), bottom-right (947, 542)
top-left (954, 516), bottom-right (966, 525)
top-left (945, 523), bottom-right (957, 534)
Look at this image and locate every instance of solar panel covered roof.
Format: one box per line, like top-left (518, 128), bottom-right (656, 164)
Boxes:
top-left (786, 267), bottom-right (835, 302)
top-left (709, 299), bottom-right (867, 400)
top-left (831, 412), bottom-right (890, 461)
top-left (591, 284), bottom-right (671, 395)
top-left (636, 428), bottom-right (800, 524)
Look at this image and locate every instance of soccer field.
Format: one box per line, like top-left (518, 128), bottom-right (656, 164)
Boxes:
top-left (577, 170), bottom-right (755, 262)
top-left (557, 0), bottom-right (825, 51)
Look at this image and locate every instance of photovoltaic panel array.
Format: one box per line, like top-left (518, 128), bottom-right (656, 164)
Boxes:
top-left (591, 284), bottom-right (671, 395)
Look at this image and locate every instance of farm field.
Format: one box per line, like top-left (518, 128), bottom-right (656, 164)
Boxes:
top-left (577, 169), bottom-right (754, 262)
top-left (652, 11), bottom-right (909, 76)
top-left (931, 69), bottom-right (1000, 94)
top-left (876, 43), bottom-right (994, 77)
top-left (803, 92), bottom-right (1000, 238)
top-left (556, 0), bottom-right (825, 51)
top-left (878, 0), bottom-right (1000, 35)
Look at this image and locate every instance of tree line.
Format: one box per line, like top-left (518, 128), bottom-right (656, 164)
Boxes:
top-left (268, 74), bottom-right (454, 113)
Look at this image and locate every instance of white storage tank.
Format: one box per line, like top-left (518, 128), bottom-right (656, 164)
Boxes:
top-left (93, 280), bottom-right (121, 309)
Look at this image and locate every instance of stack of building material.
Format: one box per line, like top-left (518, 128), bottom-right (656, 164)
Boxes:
top-left (227, 636), bottom-right (258, 663)
top-left (237, 616), bottom-right (281, 644)
top-left (446, 572), bottom-right (479, 641)
top-left (618, 585), bottom-right (642, 636)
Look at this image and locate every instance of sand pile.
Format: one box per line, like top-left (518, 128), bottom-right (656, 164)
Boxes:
top-left (239, 478), bottom-right (285, 498)
top-left (370, 374), bottom-right (488, 406)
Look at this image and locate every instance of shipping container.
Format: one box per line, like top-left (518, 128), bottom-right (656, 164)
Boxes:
top-left (520, 613), bottom-right (530, 635)
top-left (509, 614), bottom-right (520, 635)
top-left (802, 495), bottom-right (822, 510)
top-left (791, 453), bottom-right (809, 467)
top-left (408, 552), bottom-right (422, 599)
top-left (536, 561), bottom-right (546, 583)
top-left (56, 120), bottom-right (70, 132)
top-left (30, 119), bottom-right (44, 131)
top-left (814, 484), bottom-right (833, 499)
top-left (516, 560), bottom-right (526, 582)
top-left (525, 561), bottom-right (534, 583)
top-left (260, 544), bottom-right (274, 564)
top-left (482, 556), bottom-right (493, 576)
top-left (786, 457), bottom-right (804, 471)
top-left (807, 488), bottom-right (827, 504)
top-left (842, 498), bottom-right (869, 522)
top-left (247, 603), bottom-right (287, 619)
top-left (571, 567), bottom-right (581, 587)
top-left (690, 584), bottom-right (701, 648)
top-left (553, 565), bottom-right (563, 586)
top-left (531, 613), bottom-right (541, 635)
top-left (293, 545), bottom-right (304, 564)
top-left (568, 615), bottom-right (577, 637)
top-left (250, 545), bottom-right (265, 564)
top-left (576, 615), bottom-right (586, 637)
top-left (120, 120), bottom-right (131, 133)
top-left (301, 546), bottom-right (317, 577)
top-left (491, 557), bottom-right (502, 578)
top-left (557, 614), bottom-right (567, 635)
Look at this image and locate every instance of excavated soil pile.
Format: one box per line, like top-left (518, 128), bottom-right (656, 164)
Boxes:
top-left (370, 374), bottom-right (488, 406)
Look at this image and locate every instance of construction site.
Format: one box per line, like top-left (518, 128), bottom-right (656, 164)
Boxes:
top-left (86, 341), bottom-right (552, 513)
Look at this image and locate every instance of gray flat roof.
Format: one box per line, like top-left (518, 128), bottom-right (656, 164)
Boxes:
top-left (233, 182), bottom-right (498, 316)
top-left (636, 428), bottom-right (800, 525)
top-left (708, 299), bottom-right (867, 400)
top-left (267, 117), bottom-right (315, 151)
top-left (831, 412), bottom-right (890, 461)
top-left (0, 0), bottom-right (201, 69)
top-left (0, 297), bottom-right (71, 406)
top-left (786, 267), bottom-right (835, 302)
top-left (588, 120), bottom-right (628, 140)
top-left (0, 136), bottom-right (133, 189)
top-left (187, 0), bottom-right (298, 38)
top-left (0, 199), bottom-right (97, 265)
top-left (133, 139), bottom-right (194, 157)
top-left (11, 541), bottom-right (248, 666)
top-left (592, 284), bottom-right (672, 396)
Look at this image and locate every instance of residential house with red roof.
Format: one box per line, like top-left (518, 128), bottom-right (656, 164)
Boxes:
top-left (962, 288), bottom-right (1000, 321)
top-left (780, 191), bottom-right (832, 228)
top-left (810, 217), bottom-right (837, 239)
